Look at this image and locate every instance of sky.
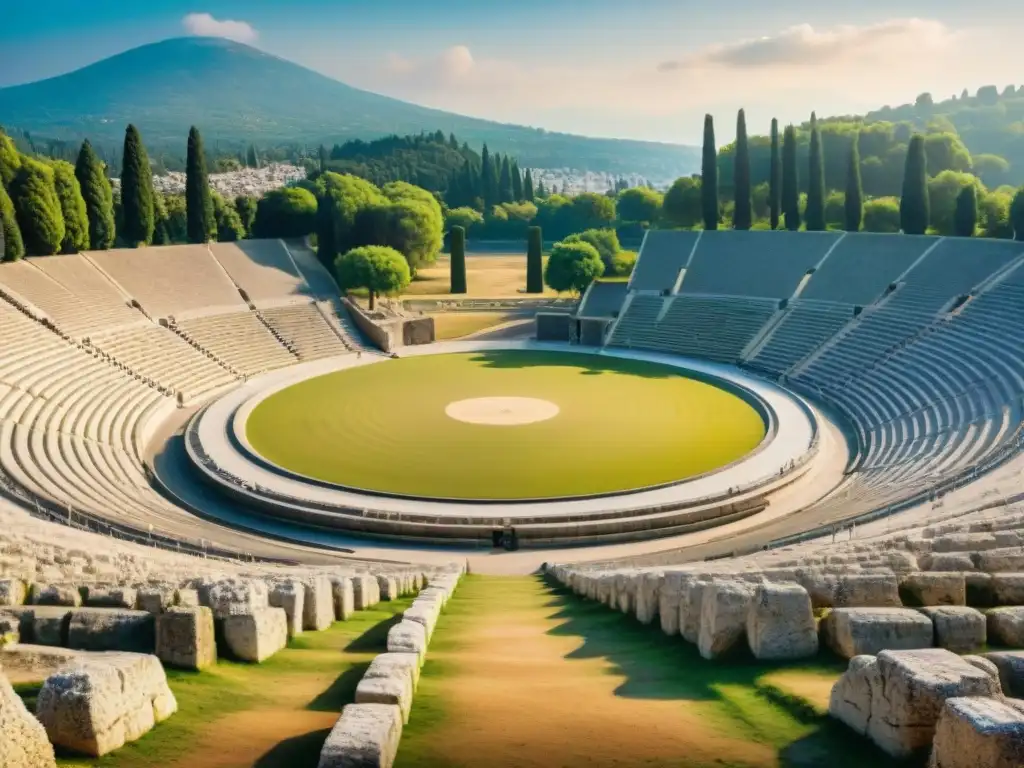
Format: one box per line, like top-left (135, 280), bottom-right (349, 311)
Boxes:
top-left (0, 0), bottom-right (1019, 145)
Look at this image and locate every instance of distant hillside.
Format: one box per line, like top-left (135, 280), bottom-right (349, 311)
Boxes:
top-left (0, 37), bottom-right (698, 179)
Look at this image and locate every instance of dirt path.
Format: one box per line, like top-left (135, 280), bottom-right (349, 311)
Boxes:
top-left (396, 576), bottom-right (899, 768)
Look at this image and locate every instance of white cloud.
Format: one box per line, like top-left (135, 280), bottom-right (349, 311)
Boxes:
top-left (182, 13), bottom-right (259, 44)
top-left (659, 19), bottom-right (952, 72)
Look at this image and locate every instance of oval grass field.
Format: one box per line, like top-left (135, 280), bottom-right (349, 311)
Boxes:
top-left (245, 350), bottom-right (766, 500)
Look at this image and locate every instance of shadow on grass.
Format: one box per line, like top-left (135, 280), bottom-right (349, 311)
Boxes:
top-left (344, 611), bottom-right (405, 653)
top-left (307, 662), bottom-right (369, 712)
top-left (539, 575), bottom-right (921, 768)
top-left (253, 728), bottom-right (332, 768)
top-left (466, 350), bottom-right (680, 378)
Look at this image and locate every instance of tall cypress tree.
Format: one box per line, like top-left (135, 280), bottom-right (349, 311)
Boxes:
top-left (511, 160), bottom-right (524, 201)
top-left (954, 184), bottom-right (978, 237)
top-left (75, 139), bottom-right (116, 250)
top-left (900, 134), bottom-right (930, 235)
top-left (526, 226), bottom-right (543, 293)
top-left (782, 125), bottom-right (800, 231)
top-left (844, 135), bottom-right (863, 232)
top-left (701, 114), bottom-right (719, 230)
top-left (480, 144), bottom-right (495, 209)
top-left (11, 161), bottom-right (65, 257)
top-left (733, 109), bottom-right (752, 230)
top-left (246, 143), bottom-right (260, 169)
top-left (523, 168), bottom-right (535, 201)
top-left (498, 156), bottom-right (514, 204)
top-left (186, 126), bottom-right (215, 244)
top-left (50, 160), bottom-right (89, 254)
top-left (769, 119), bottom-right (781, 230)
top-left (805, 113), bottom-right (826, 231)
top-left (1011, 188), bottom-right (1024, 241)
top-left (120, 124), bottom-right (155, 246)
top-left (449, 225), bottom-right (467, 293)
top-left (0, 182), bottom-right (25, 262)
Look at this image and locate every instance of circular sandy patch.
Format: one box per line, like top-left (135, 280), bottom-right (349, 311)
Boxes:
top-left (445, 397), bottom-right (560, 426)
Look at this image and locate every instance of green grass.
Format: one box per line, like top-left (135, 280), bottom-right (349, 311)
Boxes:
top-left (45, 598), bottom-right (412, 768)
top-left (246, 350), bottom-right (765, 499)
top-left (429, 311), bottom-right (521, 340)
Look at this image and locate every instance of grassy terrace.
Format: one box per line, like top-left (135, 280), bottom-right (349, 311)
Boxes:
top-left (397, 575), bottom-right (907, 768)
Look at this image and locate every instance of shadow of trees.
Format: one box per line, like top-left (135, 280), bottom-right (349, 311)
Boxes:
top-left (467, 350), bottom-right (680, 379)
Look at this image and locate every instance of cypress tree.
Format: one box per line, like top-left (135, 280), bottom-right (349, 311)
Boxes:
top-left (536, 179), bottom-right (546, 198)
top-left (900, 134), bottom-right (930, 235)
top-left (782, 125), bottom-right (800, 231)
top-left (318, 144), bottom-right (328, 174)
top-left (701, 114), bottom-right (719, 230)
top-left (0, 182), bottom-right (25, 261)
top-left (524, 168), bottom-right (535, 201)
top-left (120, 124), bottom-right (155, 246)
top-left (733, 109), bottom-right (752, 230)
top-left (10, 160), bottom-right (65, 256)
top-left (186, 126), bottom-right (215, 243)
top-left (449, 225), bottom-right (467, 293)
top-left (246, 144), bottom-right (261, 169)
top-left (499, 156), bottom-right (513, 204)
top-left (806, 113), bottom-right (826, 231)
top-left (480, 144), bottom-right (495, 209)
top-left (511, 160), bottom-right (524, 201)
top-left (954, 184), bottom-right (978, 237)
top-left (844, 135), bottom-right (863, 232)
top-left (50, 160), bottom-right (89, 253)
top-left (0, 132), bottom-right (22, 189)
top-left (769, 119), bottom-right (781, 230)
top-left (75, 140), bottom-right (116, 250)
top-left (526, 226), bottom-right (543, 293)
top-left (1012, 187), bottom-right (1024, 241)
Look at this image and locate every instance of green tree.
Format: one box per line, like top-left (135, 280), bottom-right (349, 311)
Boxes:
top-left (445, 206), bottom-right (484, 233)
top-left (782, 125), bottom-right (800, 231)
top-left (922, 133), bottom-right (972, 175)
top-left (863, 197), bottom-right (902, 233)
top-left (616, 187), bottom-right (663, 224)
top-left (50, 160), bottom-right (88, 253)
top-left (569, 193), bottom-right (615, 231)
top-left (544, 240), bottom-right (604, 295)
top-left (563, 228), bottom-right (621, 274)
top-left (844, 136), bottom-right (863, 232)
top-left (335, 245), bottom-right (411, 309)
top-left (253, 187), bottom-right (318, 238)
top-left (733, 109), bottom-right (752, 230)
top-left (10, 160), bottom-right (65, 256)
top-left (0, 183), bottom-right (25, 261)
top-left (315, 172), bottom-right (387, 267)
top-left (928, 171), bottom-right (982, 235)
top-left (160, 194), bottom-right (188, 244)
top-left (1011, 187), bottom-right (1024, 241)
top-left (900, 134), bottom-right (930, 235)
top-left (498, 156), bottom-right (514, 203)
top-left (979, 189), bottom-right (1014, 238)
top-left (449, 225), bottom-right (467, 293)
top-left (212, 194), bottom-right (245, 242)
top-left (480, 144), bottom-right (495, 209)
top-left (523, 169), bottom-right (535, 201)
top-left (701, 114), bottom-right (719, 230)
top-left (769, 118), bottom-right (781, 230)
top-left (246, 144), bottom-right (261, 169)
top-left (74, 140), bottom-right (116, 250)
top-left (805, 114), bottom-right (826, 231)
top-left (234, 195), bottom-right (257, 237)
top-left (511, 160), bottom-right (524, 201)
top-left (120, 124), bottom-right (155, 246)
top-left (954, 184), bottom-right (978, 237)
top-left (662, 176), bottom-right (702, 228)
top-left (526, 225), bottom-right (543, 293)
top-left (0, 132), bottom-right (21, 189)
top-left (186, 126), bottom-right (215, 243)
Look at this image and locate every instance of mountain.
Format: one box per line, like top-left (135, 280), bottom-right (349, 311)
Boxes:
top-left (0, 37), bottom-right (698, 179)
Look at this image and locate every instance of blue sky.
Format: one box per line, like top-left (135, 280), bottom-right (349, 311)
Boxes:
top-left (0, 1), bottom-right (1018, 143)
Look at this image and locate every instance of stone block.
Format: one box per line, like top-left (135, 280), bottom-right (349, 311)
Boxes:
top-left (223, 607), bottom-right (288, 663)
top-left (269, 581), bottom-right (305, 637)
top-left (966, 572), bottom-right (996, 607)
top-left (330, 576), bottom-right (355, 621)
top-left (0, 671), bottom-right (57, 767)
top-left (28, 606), bottom-right (74, 647)
top-left (156, 607), bottom-right (216, 671)
top-left (991, 574), bottom-right (1024, 606)
top-left (67, 609), bottom-right (155, 653)
top-left (929, 696), bottom-right (1024, 768)
top-left (202, 579), bottom-right (268, 619)
top-left (899, 573), bottom-right (966, 607)
top-left (987, 607), bottom-right (1024, 647)
top-left (137, 586), bottom-right (175, 615)
top-left (32, 584), bottom-right (82, 607)
top-left (386, 620), bottom-right (427, 663)
top-left (919, 606), bottom-right (986, 653)
top-left (746, 583), bottom-right (818, 661)
top-left (982, 651), bottom-right (1024, 698)
top-left (680, 578), bottom-right (711, 644)
top-left (352, 576), bottom-right (379, 610)
top-left (175, 588), bottom-right (200, 608)
top-left (634, 572), bottom-right (662, 625)
top-left (364, 652), bottom-right (420, 691)
top-left (83, 587), bottom-right (138, 610)
top-left (376, 575), bottom-right (398, 601)
top-left (801, 572), bottom-right (901, 609)
top-left (355, 674), bottom-right (412, 723)
top-left (303, 577), bottom-right (334, 632)
top-left (824, 608), bottom-right (934, 659)
top-left (0, 578), bottom-right (27, 607)
top-left (698, 581), bottom-right (753, 660)
top-left (979, 548), bottom-right (1024, 573)
top-left (317, 703), bottom-right (402, 768)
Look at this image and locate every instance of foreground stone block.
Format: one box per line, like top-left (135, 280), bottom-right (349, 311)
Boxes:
top-left (634, 572), bottom-right (662, 625)
top-left (376, 575), bottom-right (398, 602)
top-left (919, 606), bottom-right (986, 653)
top-left (269, 580), bottom-right (305, 638)
top-left (330, 576), bottom-right (355, 621)
top-left (28, 606), bottom-right (74, 647)
top-left (137, 586), bottom-right (175, 615)
top-left (698, 581), bottom-right (753, 660)
top-left (156, 607), bottom-right (216, 670)
top-left (67, 609), bottom-right (155, 653)
top-left (0, 671), bottom-right (57, 767)
top-left (363, 652), bottom-right (420, 691)
top-left (32, 584), bottom-right (82, 607)
top-left (386, 620), bottom-right (427, 663)
top-left (987, 606), bottom-right (1024, 647)
top-left (0, 578), bottom-right (27, 607)
top-left (318, 703), bottom-right (402, 768)
top-left (355, 673), bottom-right (412, 723)
top-left (202, 579), bottom-right (268, 619)
top-left (0, 645), bottom-right (83, 684)
top-left (679, 578), bottom-right (711, 644)
top-left (658, 572), bottom-right (686, 636)
top-left (982, 652), bottom-right (1024, 698)
top-left (352, 576), bottom-right (379, 610)
top-left (36, 652), bottom-right (177, 757)
top-left (83, 587), bottom-right (137, 610)
top-left (830, 649), bottom-right (999, 758)
top-left (991, 574), bottom-right (1024, 606)
top-left (824, 608), bottom-right (934, 659)
top-left (929, 696), bottom-right (1024, 768)
top-left (303, 577), bottom-right (334, 632)
top-left (802, 572), bottom-right (901, 609)
top-left (403, 601), bottom-right (439, 639)
top-left (899, 573), bottom-right (966, 607)
top-left (223, 607), bottom-right (288, 663)
top-left (746, 583), bottom-right (818, 661)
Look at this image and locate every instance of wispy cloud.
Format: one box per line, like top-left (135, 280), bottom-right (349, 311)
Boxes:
top-left (182, 12), bottom-right (259, 44)
top-left (658, 18), bottom-right (952, 72)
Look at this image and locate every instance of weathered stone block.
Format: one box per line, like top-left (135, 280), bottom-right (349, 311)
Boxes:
top-left (746, 583), bottom-right (818, 661)
top-left (824, 608), bottom-right (934, 659)
top-left (303, 576), bottom-right (334, 632)
top-left (156, 607), bottom-right (216, 671)
top-left (929, 696), bottom-right (1024, 768)
top-left (987, 607), bottom-right (1024, 647)
top-left (698, 581), bottom-right (752, 660)
top-left (223, 607), bottom-right (288, 663)
top-left (0, 671), bottom-right (57, 767)
top-left (386, 620), bottom-right (427, 663)
top-left (982, 651), bottom-right (1024, 698)
top-left (32, 584), bottom-right (82, 607)
top-left (66, 609), bottom-right (155, 653)
top-left (899, 573), bottom-right (966, 607)
top-left (919, 606), bottom-right (986, 653)
top-left (330, 576), bottom-right (355, 621)
top-left (317, 703), bottom-right (402, 768)
top-left (0, 578), bottom-right (27, 607)
top-left (269, 580), bottom-right (305, 637)
top-left (83, 587), bottom-right (138, 610)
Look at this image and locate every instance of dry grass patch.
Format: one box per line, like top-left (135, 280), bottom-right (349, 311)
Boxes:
top-left (405, 255), bottom-right (558, 298)
top-left (429, 311), bottom-right (521, 340)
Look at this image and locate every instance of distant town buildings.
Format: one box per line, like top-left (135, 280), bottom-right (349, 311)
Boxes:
top-left (110, 163), bottom-right (306, 198)
top-left (529, 169), bottom-right (670, 195)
